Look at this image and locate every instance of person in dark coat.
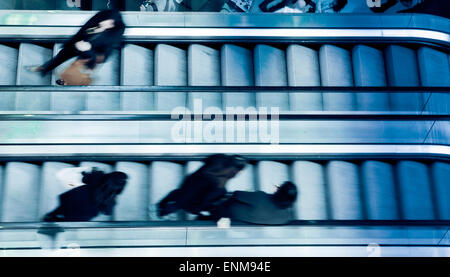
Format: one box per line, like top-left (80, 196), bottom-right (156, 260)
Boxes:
top-left (213, 181), bottom-right (298, 225)
top-left (157, 154), bottom-right (247, 218)
top-left (43, 169), bottom-right (128, 222)
top-left (28, 9), bottom-right (125, 82)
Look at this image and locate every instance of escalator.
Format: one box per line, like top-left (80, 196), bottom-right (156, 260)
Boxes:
top-left (0, 11), bottom-right (448, 255)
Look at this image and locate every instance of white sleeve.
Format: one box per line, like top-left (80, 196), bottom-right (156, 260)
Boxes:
top-left (56, 166), bottom-right (92, 189)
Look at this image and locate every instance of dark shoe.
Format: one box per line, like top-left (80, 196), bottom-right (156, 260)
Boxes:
top-left (56, 79), bottom-right (65, 86)
top-left (37, 224), bottom-right (65, 239)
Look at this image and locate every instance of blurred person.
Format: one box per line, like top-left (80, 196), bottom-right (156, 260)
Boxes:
top-left (370, 0), bottom-right (420, 13)
top-left (27, 8), bottom-right (125, 85)
top-left (139, 0), bottom-right (184, 11)
top-left (212, 181), bottom-right (298, 225)
top-left (42, 169), bottom-right (128, 222)
top-left (315, 0), bottom-right (347, 12)
top-left (37, 169), bottom-right (127, 240)
top-left (157, 154), bottom-right (247, 219)
top-left (259, 0), bottom-right (347, 13)
top-left (259, 0), bottom-right (316, 13)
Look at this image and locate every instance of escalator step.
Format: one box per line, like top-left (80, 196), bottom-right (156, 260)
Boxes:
top-left (91, 49), bottom-right (120, 86)
top-left (0, 44), bottom-right (18, 85)
top-left (319, 45), bottom-right (356, 111)
top-left (286, 44), bottom-right (322, 111)
top-left (361, 161), bottom-right (399, 220)
top-left (114, 162), bottom-right (149, 221)
top-left (257, 161), bottom-right (289, 193)
top-left (327, 161), bottom-right (363, 220)
top-left (149, 161), bottom-right (183, 221)
top-left (292, 161), bottom-right (328, 220)
top-left (254, 44), bottom-right (289, 111)
top-left (187, 44), bottom-right (222, 110)
top-left (17, 43), bottom-right (52, 85)
top-left (385, 45), bottom-right (423, 111)
top-left (39, 162), bottom-right (75, 220)
top-left (227, 163), bottom-right (256, 192)
top-left (397, 161), bottom-right (435, 220)
top-left (352, 45), bottom-right (389, 111)
top-left (431, 162), bottom-right (450, 220)
top-left (154, 44), bottom-right (187, 111)
top-left (2, 162), bottom-right (40, 222)
top-left (120, 44), bottom-right (154, 111)
top-left (418, 47), bottom-right (450, 114)
top-left (221, 44), bottom-right (255, 107)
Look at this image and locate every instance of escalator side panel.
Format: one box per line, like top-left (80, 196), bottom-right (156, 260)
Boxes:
top-left (0, 91), bottom-right (15, 111)
top-left (15, 91), bottom-right (50, 111)
top-left (423, 121), bottom-right (450, 145)
top-left (85, 91), bottom-right (120, 111)
top-left (51, 90), bottom-right (86, 112)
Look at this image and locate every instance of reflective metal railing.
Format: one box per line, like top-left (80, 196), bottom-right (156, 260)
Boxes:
top-left (0, 12), bottom-right (449, 46)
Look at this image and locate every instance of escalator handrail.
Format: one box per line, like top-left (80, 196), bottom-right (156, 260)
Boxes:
top-left (0, 112), bottom-right (448, 121)
top-left (0, 12), bottom-right (448, 31)
top-left (0, 144), bottom-right (448, 160)
top-left (0, 86), bottom-right (448, 92)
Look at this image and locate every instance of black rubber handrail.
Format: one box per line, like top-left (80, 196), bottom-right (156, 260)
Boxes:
top-left (0, 113), bottom-right (448, 121)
